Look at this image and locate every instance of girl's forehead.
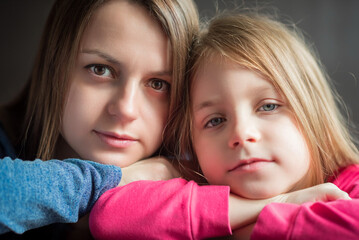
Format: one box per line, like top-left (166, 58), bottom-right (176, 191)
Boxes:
top-left (195, 56), bottom-right (265, 81)
top-left (192, 57), bottom-right (286, 100)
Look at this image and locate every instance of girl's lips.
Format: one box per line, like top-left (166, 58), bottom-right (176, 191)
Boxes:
top-left (94, 130), bottom-right (138, 148)
top-left (229, 158), bottom-right (273, 172)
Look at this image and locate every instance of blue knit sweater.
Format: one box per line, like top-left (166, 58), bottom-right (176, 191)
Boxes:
top-left (0, 125), bottom-right (122, 234)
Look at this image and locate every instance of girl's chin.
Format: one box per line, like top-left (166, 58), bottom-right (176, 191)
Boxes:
top-left (231, 187), bottom-right (284, 200)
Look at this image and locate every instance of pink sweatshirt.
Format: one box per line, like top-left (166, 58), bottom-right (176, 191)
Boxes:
top-left (89, 178), bottom-right (231, 239)
top-left (251, 164), bottom-right (359, 240)
top-left (89, 165), bottom-right (359, 239)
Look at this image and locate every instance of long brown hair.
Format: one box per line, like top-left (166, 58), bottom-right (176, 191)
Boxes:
top-left (1, 0), bottom-right (199, 160)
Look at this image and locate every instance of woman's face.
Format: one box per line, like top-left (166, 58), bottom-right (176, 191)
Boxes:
top-left (61, 0), bottom-right (172, 167)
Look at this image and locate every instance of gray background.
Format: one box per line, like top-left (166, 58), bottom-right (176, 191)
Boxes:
top-left (0, 0), bottom-right (358, 132)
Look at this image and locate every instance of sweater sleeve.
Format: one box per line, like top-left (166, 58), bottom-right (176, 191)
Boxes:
top-left (0, 157), bottom-right (122, 234)
top-left (251, 164), bottom-right (359, 240)
top-left (89, 178), bottom-right (231, 240)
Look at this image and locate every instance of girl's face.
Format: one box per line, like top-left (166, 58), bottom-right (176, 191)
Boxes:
top-left (61, 1), bottom-right (172, 167)
top-left (191, 60), bottom-right (311, 199)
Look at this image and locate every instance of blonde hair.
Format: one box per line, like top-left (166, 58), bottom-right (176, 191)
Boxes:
top-left (175, 11), bottom-right (359, 184)
top-left (1, 0), bottom-right (199, 160)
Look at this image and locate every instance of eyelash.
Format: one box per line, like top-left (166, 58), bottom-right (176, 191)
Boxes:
top-left (85, 64), bottom-right (115, 79)
top-left (203, 103), bottom-right (280, 129)
top-left (146, 79), bottom-right (171, 92)
top-left (257, 103), bottom-right (280, 112)
top-left (204, 117), bottom-right (226, 129)
top-left (85, 64), bottom-right (171, 93)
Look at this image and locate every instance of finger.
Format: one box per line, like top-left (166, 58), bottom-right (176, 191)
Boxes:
top-left (326, 191), bottom-right (351, 201)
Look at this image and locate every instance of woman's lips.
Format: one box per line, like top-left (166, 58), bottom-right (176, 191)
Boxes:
top-left (94, 130), bottom-right (138, 148)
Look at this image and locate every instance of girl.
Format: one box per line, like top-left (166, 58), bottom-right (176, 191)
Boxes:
top-left (0, 0), bottom-right (199, 236)
top-left (89, 10), bottom-right (359, 240)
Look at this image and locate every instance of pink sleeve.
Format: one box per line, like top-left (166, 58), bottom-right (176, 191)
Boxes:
top-left (89, 178), bottom-right (231, 239)
top-left (251, 165), bottom-right (359, 240)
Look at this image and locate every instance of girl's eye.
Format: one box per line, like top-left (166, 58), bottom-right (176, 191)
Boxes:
top-left (259, 104), bottom-right (278, 112)
top-left (205, 117), bottom-right (226, 128)
top-left (149, 79), bottom-right (170, 92)
top-left (86, 64), bottom-right (114, 78)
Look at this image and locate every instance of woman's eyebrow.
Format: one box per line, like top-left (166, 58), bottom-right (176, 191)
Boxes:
top-left (80, 49), bottom-right (172, 77)
top-left (149, 70), bottom-right (172, 77)
top-left (81, 49), bottom-right (121, 66)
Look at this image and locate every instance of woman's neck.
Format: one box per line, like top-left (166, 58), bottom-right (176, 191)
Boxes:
top-left (54, 134), bottom-right (80, 160)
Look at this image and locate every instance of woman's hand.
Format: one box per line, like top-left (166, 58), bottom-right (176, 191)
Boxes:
top-left (231, 223), bottom-right (255, 240)
top-left (118, 156), bottom-right (180, 186)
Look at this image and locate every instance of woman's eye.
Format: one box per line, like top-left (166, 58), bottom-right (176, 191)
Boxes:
top-left (259, 104), bottom-right (278, 112)
top-left (87, 64), bottom-right (113, 78)
top-left (205, 117), bottom-right (226, 128)
top-left (149, 79), bottom-right (170, 92)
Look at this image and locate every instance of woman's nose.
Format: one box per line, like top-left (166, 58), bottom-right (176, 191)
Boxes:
top-left (107, 80), bottom-right (139, 122)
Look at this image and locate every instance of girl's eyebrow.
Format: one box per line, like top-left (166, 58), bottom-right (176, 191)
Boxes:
top-left (80, 49), bottom-right (172, 77)
top-left (193, 85), bottom-right (279, 113)
top-left (255, 86), bottom-right (277, 96)
top-left (193, 99), bottom-right (218, 113)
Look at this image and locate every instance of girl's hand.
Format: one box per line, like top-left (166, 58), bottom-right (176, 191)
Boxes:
top-left (118, 156), bottom-right (180, 186)
top-left (228, 183), bottom-right (350, 232)
top-left (277, 183), bottom-right (351, 204)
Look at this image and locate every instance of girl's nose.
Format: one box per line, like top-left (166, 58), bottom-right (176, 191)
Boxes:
top-left (107, 80), bottom-right (139, 122)
top-left (228, 117), bottom-right (261, 148)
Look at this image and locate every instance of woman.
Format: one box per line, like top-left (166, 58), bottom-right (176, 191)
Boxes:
top-left (0, 0), bottom-right (199, 237)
